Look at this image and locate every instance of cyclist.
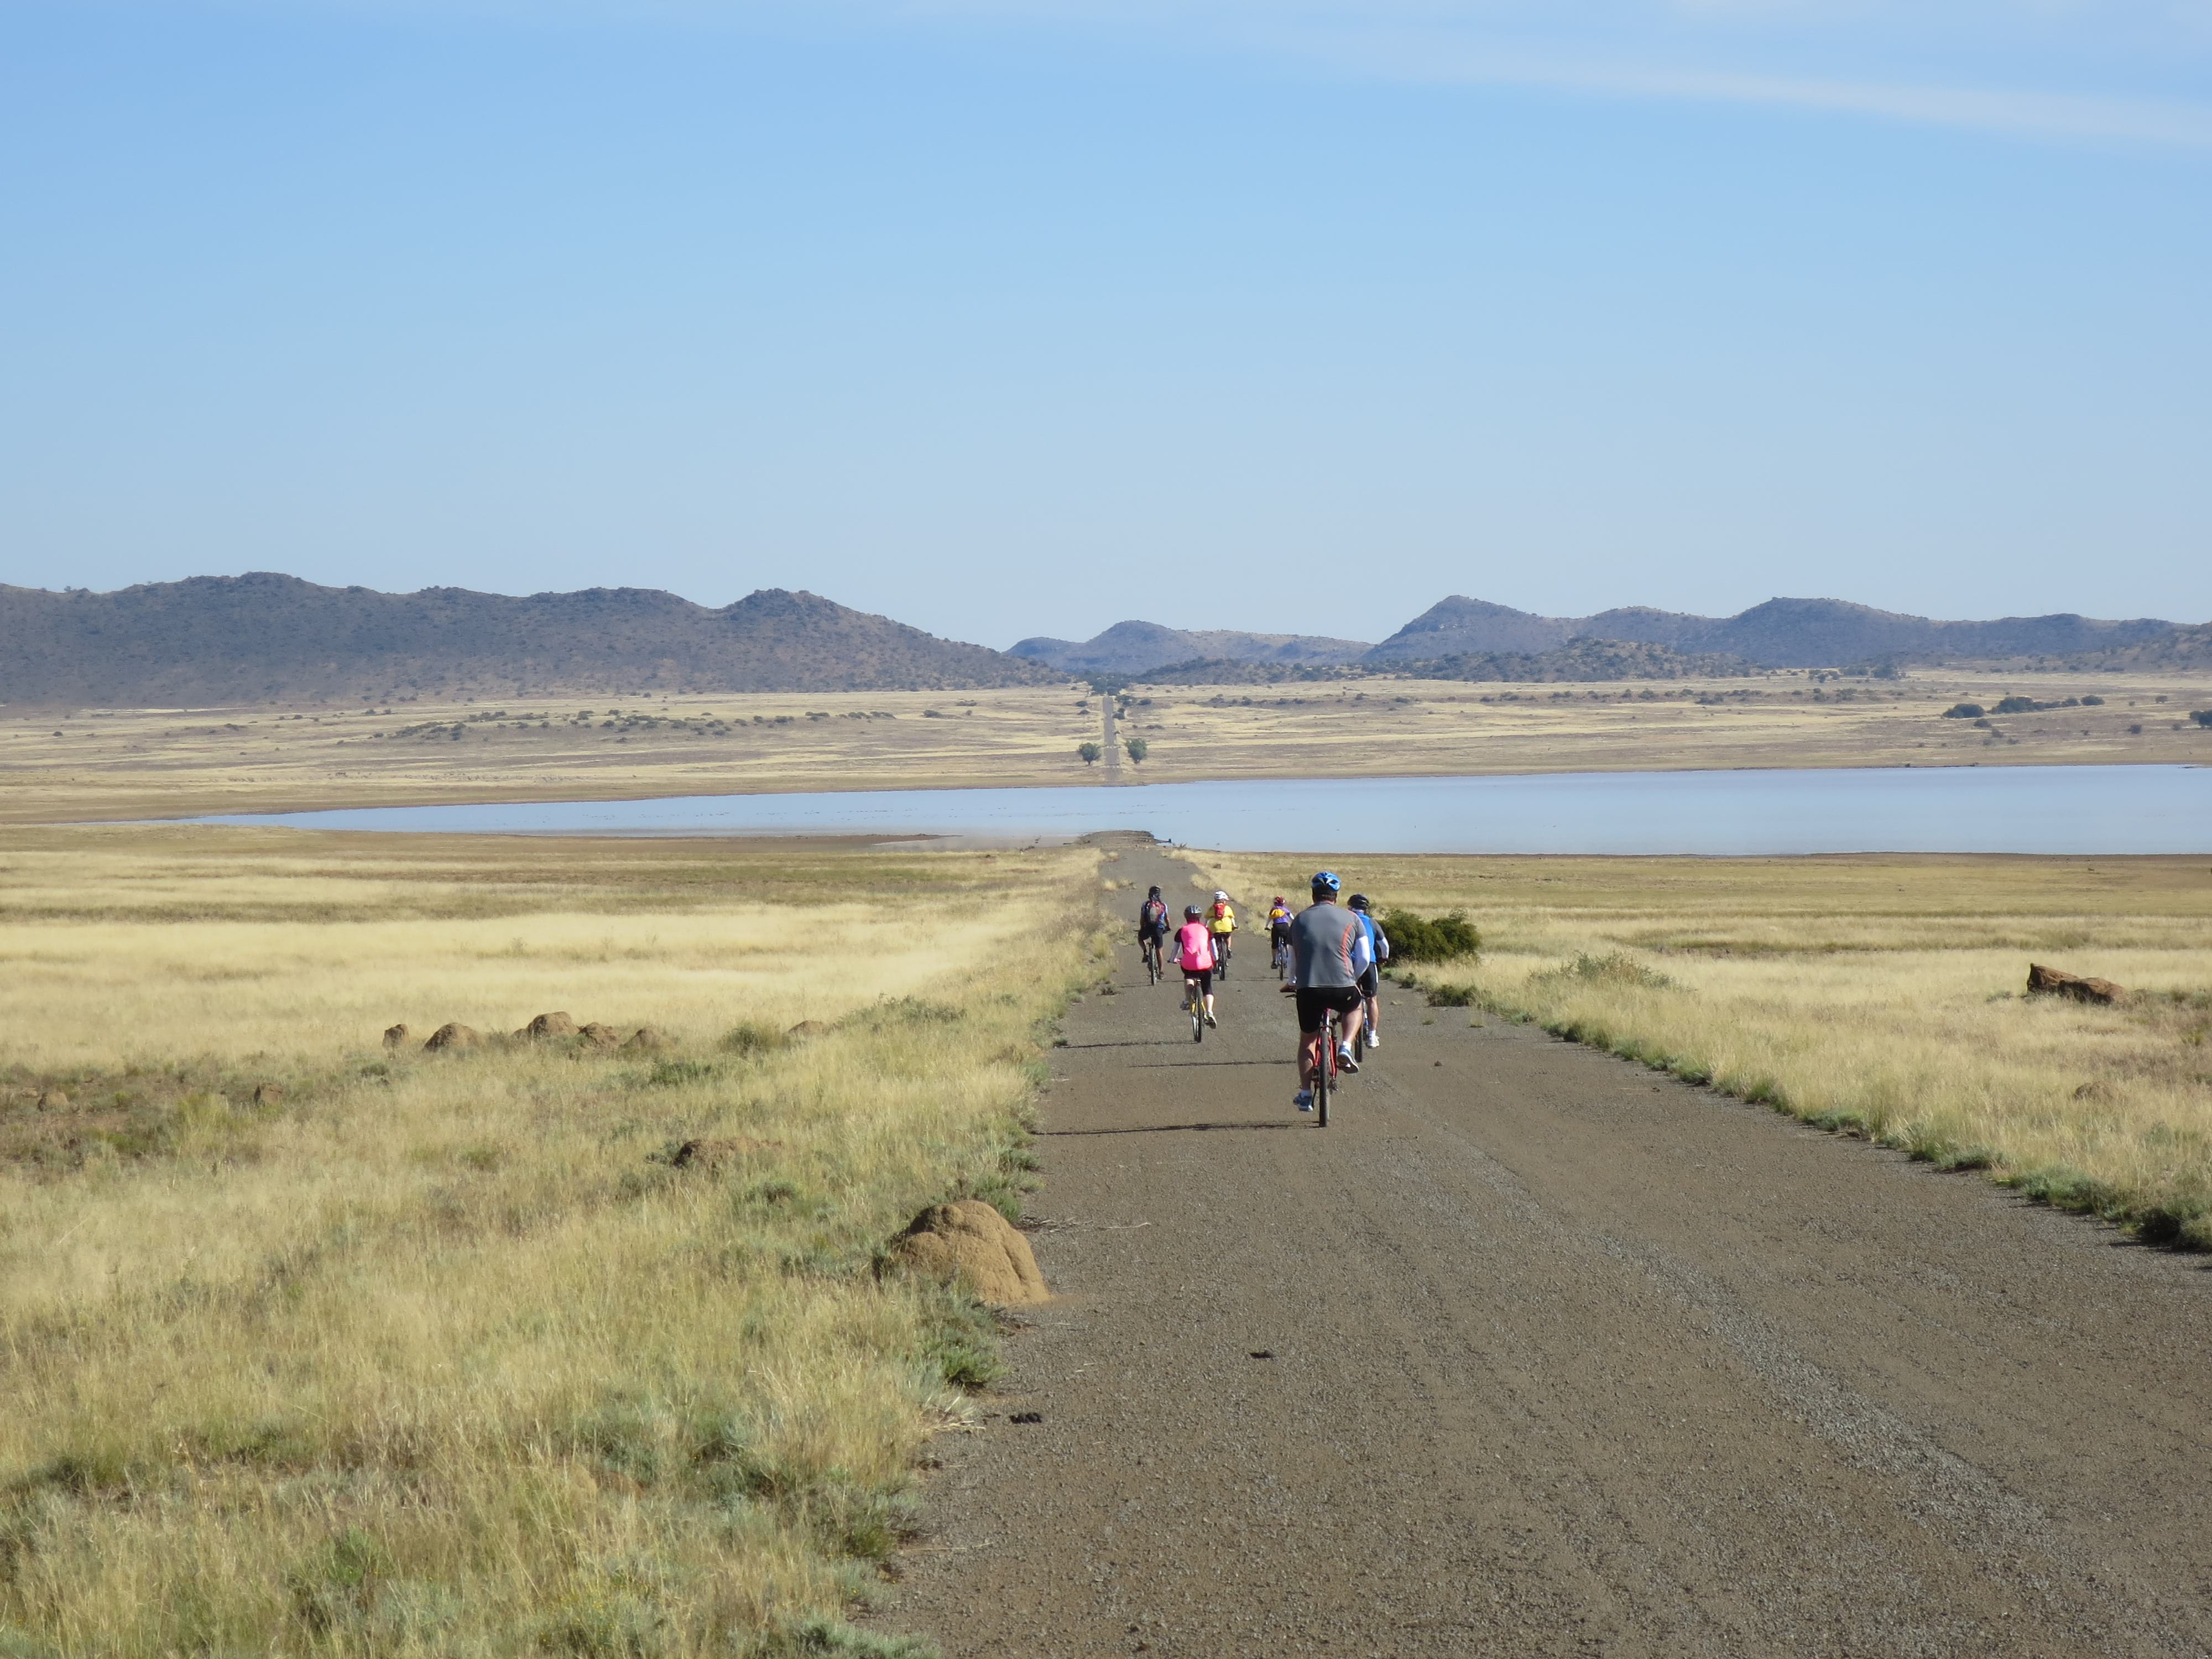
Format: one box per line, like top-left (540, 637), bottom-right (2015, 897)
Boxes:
top-left (1207, 890), bottom-right (1235, 975)
top-left (1175, 904), bottom-right (1219, 1029)
top-left (1136, 885), bottom-right (1170, 979)
top-left (1347, 894), bottom-right (1391, 1049)
top-left (1266, 896), bottom-right (1294, 977)
top-left (1281, 872), bottom-right (1368, 1111)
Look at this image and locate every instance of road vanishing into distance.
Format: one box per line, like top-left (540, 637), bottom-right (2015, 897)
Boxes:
top-left (887, 845), bottom-right (2212, 1658)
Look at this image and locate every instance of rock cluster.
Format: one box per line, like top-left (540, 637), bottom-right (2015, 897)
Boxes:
top-left (2026, 964), bottom-right (2126, 1005)
top-left (401, 1015), bottom-right (675, 1053)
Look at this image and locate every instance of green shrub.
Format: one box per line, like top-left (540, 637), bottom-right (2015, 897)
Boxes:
top-left (1992, 695), bottom-right (2040, 715)
top-left (1379, 907), bottom-right (1480, 962)
top-left (721, 1021), bottom-right (789, 1057)
top-left (2192, 710), bottom-right (2212, 729)
top-left (1533, 951), bottom-right (1674, 991)
top-left (1941, 702), bottom-right (1984, 719)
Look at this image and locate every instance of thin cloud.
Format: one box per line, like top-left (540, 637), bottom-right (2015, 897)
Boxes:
top-left (1299, 29), bottom-right (2212, 147)
top-left (153, 0), bottom-right (2212, 147)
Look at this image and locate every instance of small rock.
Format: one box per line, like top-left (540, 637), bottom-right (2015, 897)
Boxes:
top-left (622, 1026), bottom-right (669, 1053)
top-left (35, 1089), bottom-right (68, 1112)
top-left (252, 1083), bottom-right (284, 1107)
top-left (423, 1022), bottom-right (482, 1052)
top-left (2027, 964), bottom-right (2126, 1005)
top-left (382, 1024), bottom-right (411, 1050)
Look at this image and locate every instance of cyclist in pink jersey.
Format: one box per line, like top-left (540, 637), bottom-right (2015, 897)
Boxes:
top-left (1176, 905), bottom-right (1219, 1028)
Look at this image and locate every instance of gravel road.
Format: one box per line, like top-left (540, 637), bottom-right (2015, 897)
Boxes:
top-left (887, 847), bottom-right (2212, 1657)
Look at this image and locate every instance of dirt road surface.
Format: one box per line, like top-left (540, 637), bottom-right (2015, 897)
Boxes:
top-left (888, 847), bottom-right (2212, 1657)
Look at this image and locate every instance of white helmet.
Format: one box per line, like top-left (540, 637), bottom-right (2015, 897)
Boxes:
top-left (1213, 890), bottom-right (1228, 901)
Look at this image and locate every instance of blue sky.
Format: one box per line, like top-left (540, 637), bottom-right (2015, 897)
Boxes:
top-left (3, 1), bottom-right (2208, 648)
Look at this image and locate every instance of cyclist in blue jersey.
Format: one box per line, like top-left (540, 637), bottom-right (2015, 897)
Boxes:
top-left (1281, 872), bottom-right (1371, 1110)
top-left (1347, 894), bottom-right (1391, 1050)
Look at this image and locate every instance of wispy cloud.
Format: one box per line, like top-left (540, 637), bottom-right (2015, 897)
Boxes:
top-left (165, 0), bottom-right (2212, 147)
top-left (912, 0), bottom-right (2212, 146)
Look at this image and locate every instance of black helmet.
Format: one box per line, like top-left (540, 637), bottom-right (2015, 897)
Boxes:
top-left (1147, 885), bottom-right (1161, 897)
top-left (1183, 905), bottom-right (1203, 920)
top-left (1347, 894), bottom-right (1370, 912)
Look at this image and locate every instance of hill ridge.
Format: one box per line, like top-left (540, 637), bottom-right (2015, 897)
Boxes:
top-left (0, 574), bottom-right (1054, 705)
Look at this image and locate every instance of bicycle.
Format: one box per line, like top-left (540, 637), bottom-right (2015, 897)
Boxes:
top-left (1213, 932), bottom-right (1231, 982)
top-left (1185, 976), bottom-right (1206, 1043)
top-left (1141, 933), bottom-right (1162, 985)
top-left (1312, 1007), bottom-right (1342, 1127)
top-left (1271, 932), bottom-right (1291, 981)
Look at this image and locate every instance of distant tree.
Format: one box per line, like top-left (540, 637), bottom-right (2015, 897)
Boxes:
top-left (1941, 703), bottom-right (1985, 719)
top-left (1124, 737), bottom-right (1149, 765)
top-left (1077, 741), bottom-right (1103, 766)
top-left (2081, 695), bottom-right (2104, 706)
top-left (1992, 695), bottom-right (2041, 715)
top-left (2192, 710), bottom-right (2212, 729)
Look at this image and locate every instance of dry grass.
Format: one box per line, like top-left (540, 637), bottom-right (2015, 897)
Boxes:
top-left (0, 828), bottom-right (1103, 1657)
top-left (6, 669), bottom-right (2210, 825)
top-left (1209, 852), bottom-right (2212, 1246)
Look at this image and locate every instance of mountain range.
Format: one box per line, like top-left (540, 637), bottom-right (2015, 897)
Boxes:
top-left (3, 577), bottom-right (2203, 707)
top-left (0, 575), bottom-right (1052, 705)
top-left (1021, 597), bottom-right (2196, 677)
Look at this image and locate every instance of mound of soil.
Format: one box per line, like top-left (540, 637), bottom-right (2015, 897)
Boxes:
top-left (578, 1022), bottom-right (623, 1050)
top-left (424, 1023), bottom-right (482, 1052)
top-left (252, 1084), bottom-right (283, 1107)
top-left (669, 1135), bottom-right (782, 1171)
top-left (36, 1090), bottom-right (68, 1112)
top-left (786, 1020), bottom-right (829, 1040)
top-left (623, 1026), bottom-right (670, 1052)
top-left (887, 1199), bottom-right (1048, 1305)
top-left (520, 1011), bottom-right (577, 1040)
top-left (382, 1024), bottom-right (411, 1049)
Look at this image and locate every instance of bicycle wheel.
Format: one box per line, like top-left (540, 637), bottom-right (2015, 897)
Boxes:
top-left (1190, 986), bottom-right (1203, 1043)
top-left (1315, 1016), bottom-right (1333, 1127)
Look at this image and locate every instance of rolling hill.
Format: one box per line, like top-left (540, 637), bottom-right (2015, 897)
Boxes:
top-left (1010, 620), bottom-right (1371, 676)
top-left (1366, 596), bottom-right (2184, 669)
top-left (0, 575), bottom-right (1056, 706)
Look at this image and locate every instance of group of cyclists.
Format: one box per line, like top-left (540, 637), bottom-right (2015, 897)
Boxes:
top-left (1136, 873), bottom-right (1391, 1113)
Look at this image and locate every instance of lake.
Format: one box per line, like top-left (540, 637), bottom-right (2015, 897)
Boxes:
top-left (187, 764), bottom-right (2212, 856)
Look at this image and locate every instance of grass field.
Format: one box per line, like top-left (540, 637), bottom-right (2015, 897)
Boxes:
top-left (1208, 852), bottom-right (2212, 1248)
top-left (7, 667), bottom-right (2210, 824)
top-left (0, 828), bottom-right (1103, 1657)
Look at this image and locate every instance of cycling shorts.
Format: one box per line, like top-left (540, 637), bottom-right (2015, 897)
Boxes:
top-left (1270, 922), bottom-right (1292, 941)
top-left (1295, 984), bottom-right (1362, 1034)
top-left (1357, 965), bottom-right (1379, 998)
top-left (1182, 967), bottom-right (1214, 994)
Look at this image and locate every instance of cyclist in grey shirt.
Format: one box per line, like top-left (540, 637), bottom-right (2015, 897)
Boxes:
top-left (1283, 870), bottom-right (1370, 1110)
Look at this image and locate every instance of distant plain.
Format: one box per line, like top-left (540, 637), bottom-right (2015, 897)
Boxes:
top-left (7, 667), bottom-right (2211, 825)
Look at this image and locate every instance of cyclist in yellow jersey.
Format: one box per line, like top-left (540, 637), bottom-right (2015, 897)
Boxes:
top-left (1207, 891), bottom-right (1235, 975)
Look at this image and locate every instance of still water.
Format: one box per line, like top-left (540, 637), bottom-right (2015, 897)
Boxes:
top-left (191, 764), bottom-right (2212, 855)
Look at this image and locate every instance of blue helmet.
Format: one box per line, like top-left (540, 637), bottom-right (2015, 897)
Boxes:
top-left (1311, 870), bottom-right (1340, 897)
